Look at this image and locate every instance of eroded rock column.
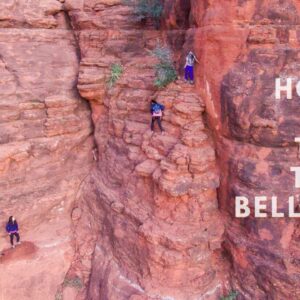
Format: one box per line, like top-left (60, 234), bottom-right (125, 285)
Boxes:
top-left (65, 0), bottom-right (226, 299)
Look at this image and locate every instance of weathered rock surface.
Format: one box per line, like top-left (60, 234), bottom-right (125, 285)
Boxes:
top-left (0, 1), bottom-right (94, 299)
top-left (63, 1), bottom-right (225, 299)
top-left (173, 0), bottom-right (300, 299)
top-left (2, 0), bottom-right (299, 299)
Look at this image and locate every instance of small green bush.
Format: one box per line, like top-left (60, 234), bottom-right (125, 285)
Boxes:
top-left (63, 277), bottom-right (83, 290)
top-left (136, 0), bottom-right (163, 20)
top-left (154, 63), bottom-right (177, 88)
top-left (125, 0), bottom-right (163, 28)
top-left (107, 63), bottom-right (123, 88)
top-left (55, 291), bottom-right (63, 300)
top-left (151, 44), bottom-right (172, 63)
top-left (220, 290), bottom-right (239, 300)
top-left (151, 44), bottom-right (177, 88)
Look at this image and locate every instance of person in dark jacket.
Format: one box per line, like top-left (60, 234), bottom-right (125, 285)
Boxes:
top-left (6, 216), bottom-right (20, 248)
top-left (150, 99), bottom-right (165, 133)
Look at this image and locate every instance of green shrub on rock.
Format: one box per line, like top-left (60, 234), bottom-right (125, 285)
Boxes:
top-left (107, 63), bottom-right (123, 88)
top-left (151, 44), bottom-right (177, 88)
top-left (63, 276), bottom-right (83, 289)
top-left (125, 0), bottom-right (163, 28)
top-left (220, 290), bottom-right (239, 300)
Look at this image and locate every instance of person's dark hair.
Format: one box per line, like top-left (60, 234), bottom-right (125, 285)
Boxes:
top-left (151, 99), bottom-right (158, 104)
top-left (8, 216), bottom-right (16, 225)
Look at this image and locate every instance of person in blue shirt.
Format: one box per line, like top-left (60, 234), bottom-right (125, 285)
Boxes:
top-left (150, 99), bottom-right (165, 133)
top-left (6, 216), bottom-right (21, 248)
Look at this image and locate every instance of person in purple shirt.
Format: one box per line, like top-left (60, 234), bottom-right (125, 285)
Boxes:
top-left (6, 216), bottom-right (21, 248)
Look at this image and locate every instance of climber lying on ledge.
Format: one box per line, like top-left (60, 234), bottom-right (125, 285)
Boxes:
top-left (150, 98), bottom-right (165, 133)
top-left (6, 216), bottom-right (21, 248)
top-left (184, 51), bottom-right (199, 85)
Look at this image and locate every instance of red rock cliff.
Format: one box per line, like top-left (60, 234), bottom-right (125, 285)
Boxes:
top-left (63, 0), bottom-right (225, 299)
top-left (174, 0), bottom-right (300, 299)
top-left (0, 0), bottom-right (300, 300)
top-left (0, 1), bottom-right (94, 299)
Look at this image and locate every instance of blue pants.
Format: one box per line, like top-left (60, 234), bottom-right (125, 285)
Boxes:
top-left (184, 65), bottom-right (194, 81)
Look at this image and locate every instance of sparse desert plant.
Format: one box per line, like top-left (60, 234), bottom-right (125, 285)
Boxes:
top-left (55, 291), bottom-right (63, 300)
top-left (220, 290), bottom-right (239, 300)
top-left (63, 276), bottom-right (83, 290)
top-left (107, 63), bottom-right (123, 88)
top-left (125, 0), bottom-right (163, 28)
top-left (151, 44), bottom-right (177, 88)
top-left (151, 44), bottom-right (173, 63)
top-left (154, 63), bottom-right (177, 88)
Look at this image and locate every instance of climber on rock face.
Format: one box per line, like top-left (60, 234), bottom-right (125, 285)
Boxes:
top-left (150, 98), bottom-right (165, 134)
top-left (6, 216), bottom-right (21, 248)
top-left (184, 51), bottom-right (199, 84)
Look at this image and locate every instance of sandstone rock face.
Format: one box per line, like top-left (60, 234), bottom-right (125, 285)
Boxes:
top-left (64, 1), bottom-right (225, 299)
top-left (177, 0), bottom-right (300, 299)
top-left (1, 0), bottom-right (299, 299)
top-left (0, 1), bottom-right (94, 299)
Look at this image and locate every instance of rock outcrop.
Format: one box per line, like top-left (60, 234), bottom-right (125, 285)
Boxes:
top-left (63, 1), bottom-right (225, 298)
top-left (179, 0), bottom-right (300, 299)
top-left (0, 1), bottom-right (94, 299)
